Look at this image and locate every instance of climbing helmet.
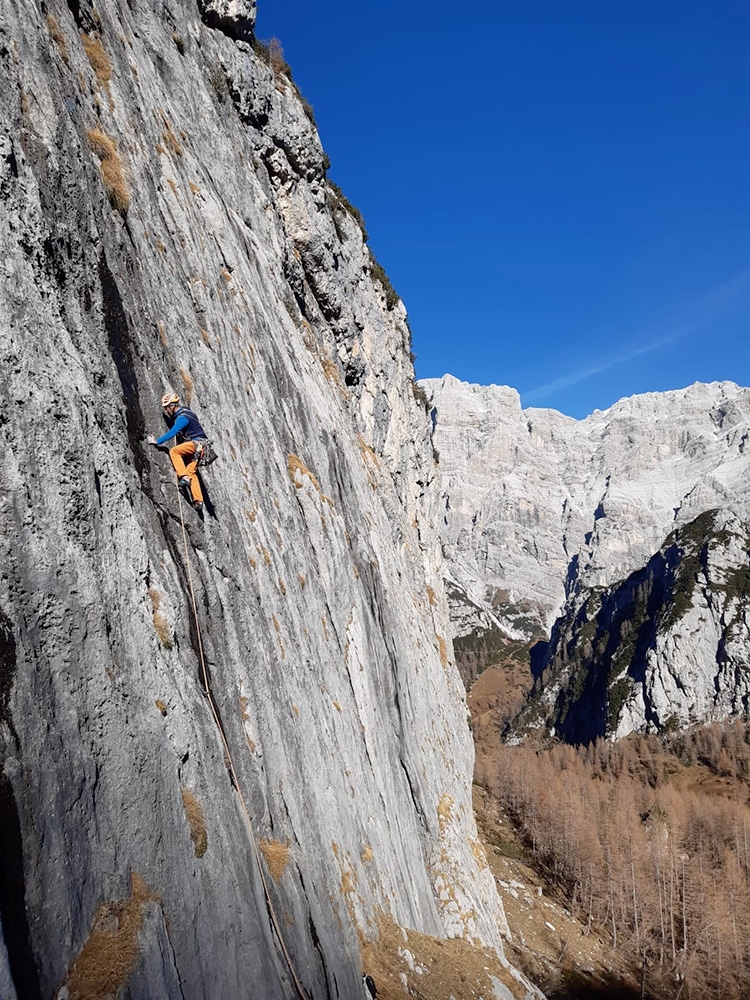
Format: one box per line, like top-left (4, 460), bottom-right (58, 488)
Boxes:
top-left (161, 392), bottom-right (180, 408)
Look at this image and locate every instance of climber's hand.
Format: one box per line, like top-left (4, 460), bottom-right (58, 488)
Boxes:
top-left (147, 435), bottom-right (158, 446)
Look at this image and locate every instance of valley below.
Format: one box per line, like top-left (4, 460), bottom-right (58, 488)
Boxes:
top-left (461, 634), bottom-right (750, 1000)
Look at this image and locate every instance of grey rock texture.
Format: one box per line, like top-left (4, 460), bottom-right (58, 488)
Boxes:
top-left (424, 374), bottom-right (750, 640)
top-left (197, 0), bottom-right (255, 41)
top-left (0, 3), bottom-right (536, 998)
top-left (515, 508), bottom-right (750, 743)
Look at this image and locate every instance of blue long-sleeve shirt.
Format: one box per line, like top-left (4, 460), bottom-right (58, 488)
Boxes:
top-left (155, 413), bottom-right (189, 446)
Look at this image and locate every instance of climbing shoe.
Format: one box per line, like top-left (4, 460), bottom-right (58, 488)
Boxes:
top-left (178, 476), bottom-right (191, 489)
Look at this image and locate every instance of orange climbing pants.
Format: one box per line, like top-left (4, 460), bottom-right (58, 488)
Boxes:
top-left (169, 441), bottom-right (203, 503)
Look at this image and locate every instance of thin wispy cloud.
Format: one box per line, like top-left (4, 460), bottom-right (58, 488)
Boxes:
top-left (523, 272), bottom-right (750, 405)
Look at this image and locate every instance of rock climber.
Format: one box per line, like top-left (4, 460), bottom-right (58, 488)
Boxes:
top-left (147, 393), bottom-right (208, 513)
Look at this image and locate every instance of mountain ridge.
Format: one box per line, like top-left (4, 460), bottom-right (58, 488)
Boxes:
top-left (425, 373), bottom-right (750, 740)
top-left (424, 373), bottom-right (750, 637)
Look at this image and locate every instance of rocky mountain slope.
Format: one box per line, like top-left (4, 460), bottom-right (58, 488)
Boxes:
top-left (0, 3), bottom-right (538, 998)
top-left (424, 375), bottom-right (750, 739)
top-left (425, 375), bottom-right (750, 638)
top-left (516, 508), bottom-right (750, 742)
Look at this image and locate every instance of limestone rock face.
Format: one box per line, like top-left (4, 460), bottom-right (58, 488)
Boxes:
top-left (197, 0), bottom-right (256, 41)
top-left (0, 4), bottom-right (533, 999)
top-left (425, 375), bottom-right (750, 640)
top-left (515, 509), bottom-right (750, 743)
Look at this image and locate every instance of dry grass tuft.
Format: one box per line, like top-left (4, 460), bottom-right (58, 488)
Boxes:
top-left (148, 589), bottom-right (172, 649)
top-left (361, 912), bottom-right (523, 1000)
top-left (152, 610), bottom-right (171, 647)
top-left (322, 356), bottom-right (342, 385)
top-left (426, 585), bottom-right (437, 607)
top-left (437, 634), bottom-right (448, 667)
top-left (61, 873), bottom-right (156, 1000)
top-left (161, 116), bottom-right (183, 156)
top-left (155, 699), bottom-right (167, 716)
top-left (298, 573), bottom-right (306, 589)
top-left (361, 845), bottom-right (373, 864)
top-left (179, 368), bottom-right (194, 403)
top-left (87, 129), bottom-right (130, 213)
top-left (181, 788), bottom-right (208, 857)
top-left (81, 33), bottom-right (113, 108)
top-left (268, 37), bottom-right (287, 76)
top-left (259, 837), bottom-right (291, 882)
top-left (46, 15), bottom-right (68, 62)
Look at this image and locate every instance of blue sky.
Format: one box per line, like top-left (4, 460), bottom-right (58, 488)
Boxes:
top-left (256, 1), bottom-right (750, 418)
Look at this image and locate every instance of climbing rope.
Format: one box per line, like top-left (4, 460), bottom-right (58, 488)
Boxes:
top-left (174, 477), bottom-right (309, 1000)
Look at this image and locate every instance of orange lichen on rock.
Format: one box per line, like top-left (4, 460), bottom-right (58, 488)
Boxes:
top-left (287, 453), bottom-right (321, 492)
top-left (287, 453), bottom-right (334, 507)
top-left (437, 792), bottom-right (454, 832)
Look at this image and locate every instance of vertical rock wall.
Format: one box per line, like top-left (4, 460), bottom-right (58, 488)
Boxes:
top-left (0, 1), bottom-right (520, 997)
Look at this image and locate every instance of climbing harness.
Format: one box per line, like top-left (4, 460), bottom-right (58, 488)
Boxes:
top-left (174, 474), bottom-right (308, 1000)
top-left (194, 438), bottom-right (218, 467)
